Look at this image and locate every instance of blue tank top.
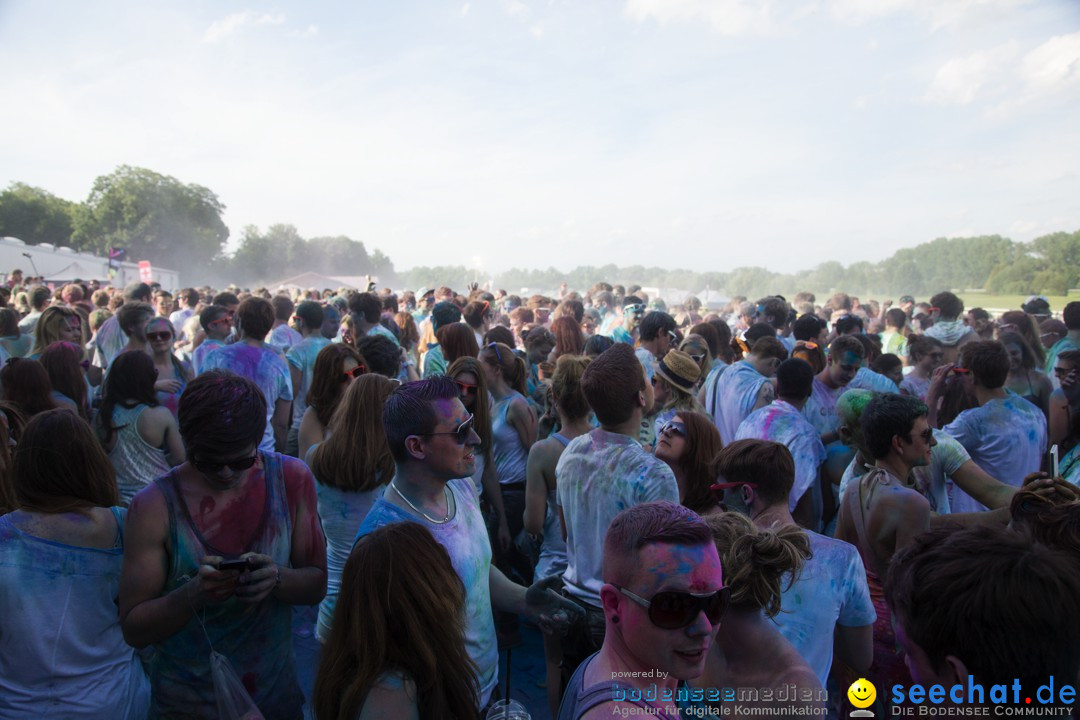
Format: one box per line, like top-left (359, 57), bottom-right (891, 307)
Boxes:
top-left (492, 391), bottom-right (529, 485)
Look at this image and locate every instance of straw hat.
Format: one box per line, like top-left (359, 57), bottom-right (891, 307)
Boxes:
top-left (655, 349), bottom-right (701, 392)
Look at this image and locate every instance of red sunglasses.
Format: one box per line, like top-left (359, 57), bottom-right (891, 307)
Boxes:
top-left (342, 364), bottom-right (367, 381)
top-left (455, 380), bottom-right (479, 396)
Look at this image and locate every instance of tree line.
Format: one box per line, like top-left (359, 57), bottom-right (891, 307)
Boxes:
top-left (2, 167), bottom-right (1076, 296)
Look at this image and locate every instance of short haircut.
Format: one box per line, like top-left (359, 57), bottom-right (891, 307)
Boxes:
top-left (1062, 302), bottom-right (1080, 331)
top-left (929, 291), bottom-right (964, 319)
top-left (354, 335), bottom-right (401, 378)
top-left (885, 308), bottom-right (907, 329)
top-left (271, 294), bottom-right (295, 321)
top-left (715, 439), bottom-right (793, 508)
top-left (116, 301), bottom-right (155, 336)
top-left (294, 300), bottom-right (323, 330)
top-left (757, 297), bottom-right (790, 330)
top-left (583, 334), bottom-right (614, 357)
top-left (235, 296), bottom-right (274, 341)
top-left (689, 323), bottom-right (720, 358)
top-left (179, 371), bottom-right (267, 456)
top-left (792, 314), bottom-right (825, 342)
top-left (830, 293), bottom-right (852, 312)
top-left (199, 305), bottom-right (229, 332)
top-left (123, 282), bottom-right (152, 302)
top-left (212, 291), bottom-right (240, 307)
top-left (743, 322), bottom-right (776, 345)
top-left (483, 325), bottom-right (516, 348)
top-left (750, 335), bottom-right (787, 361)
top-left (886, 525), bottom-right (1080, 689)
top-left (960, 340), bottom-right (1009, 389)
top-left (602, 501), bottom-right (713, 585)
top-left (870, 353), bottom-right (902, 377)
top-left (462, 301), bottom-right (489, 329)
top-left (383, 376), bottom-right (459, 462)
top-left (29, 285), bottom-right (52, 310)
top-left (581, 342), bottom-right (644, 426)
top-left (861, 393), bottom-right (928, 460)
top-left (431, 301), bottom-right (462, 332)
top-left (775, 358), bottom-right (814, 400)
top-left (181, 288), bottom-right (200, 306)
top-left (906, 334), bottom-right (943, 362)
top-left (829, 334), bottom-right (865, 362)
top-left (558, 299), bottom-right (585, 324)
top-left (835, 315), bottom-right (864, 335)
top-left (639, 311), bottom-right (676, 342)
top-left (348, 292), bottom-right (382, 323)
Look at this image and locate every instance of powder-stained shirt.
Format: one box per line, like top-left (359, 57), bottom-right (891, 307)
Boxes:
top-left (801, 376), bottom-right (844, 438)
top-left (635, 346), bottom-right (657, 382)
top-left (712, 360), bottom-right (773, 445)
top-left (736, 399), bottom-right (826, 510)
top-left (191, 339), bottom-right (225, 376)
top-left (90, 315), bottom-right (129, 370)
top-left (943, 391), bottom-right (1047, 512)
top-left (285, 336), bottom-right (331, 429)
top-left (268, 324), bottom-right (303, 354)
top-left (356, 478), bottom-right (497, 708)
top-left (200, 342), bottom-right (293, 452)
top-left (848, 367), bottom-right (899, 395)
top-left (772, 530), bottom-right (876, 687)
top-left (556, 429), bottom-right (678, 607)
top-left (899, 374), bottom-right (930, 401)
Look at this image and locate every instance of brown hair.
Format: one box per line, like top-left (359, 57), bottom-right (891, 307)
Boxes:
top-left (479, 342), bottom-right (527, 396)
top-left (309, 375), bottom-right (396, 493)
top-left (0, 358), bottom-right (58, 419)
top-left (715, 439), bottom-right (794, 509)
top-left (552, 354), bottom-right (591, 421)
top-left (750, 336), bottom-right (787, 362)
top-left (307, 344), bottom-right (365, 427)
top-left (447, 357), bottom-right (492, 454)
top-left (1009, 476), bottom-right (1080, 554)
top-left (551, 315), bottom-right (585, 359)
top-left (313, 523), bottom-right (480, 720)
top-left (705, 512), bottom-right (810, 617)
top-left (437, 323), bottom-right (480, 367)
top-left (236, 296), bottom-right (274, 341)
top-left (0, 403), bottom-right (27, 513)
top-left (999, 310), bottom-right (1046, 366)
top-left (959, 340), bottom-right (1010, 390)
top-left (581, 343), bottom-right (644, 427)
top-left (689, 323), bottom-right (720, 359)
top-left (13, 409), bottom-right (119, 512)
top-left (676, 411), bottom-right (724, 515)
top-left (394, 311), bottom-right (419, 350)
top-left (178, 371), bottom-right (267, 457)
top-left (603, 501), bottom-right (713, 585)
top-left (39, 342), bottom-right (89, 420)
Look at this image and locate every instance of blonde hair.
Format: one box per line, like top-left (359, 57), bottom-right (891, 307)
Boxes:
top-left (704, 512), bottom-right (810, 618)
top-left (552, 354), bottom-right (591, 420)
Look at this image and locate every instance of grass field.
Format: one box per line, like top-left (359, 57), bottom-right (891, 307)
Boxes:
top-left (956, 292), bottom-right (1075, 313)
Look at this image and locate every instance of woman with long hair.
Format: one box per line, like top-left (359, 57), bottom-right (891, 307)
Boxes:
top-left (394, 310), bottom-right (420, 367)
top-left (29, 305), bottom-right (86, 358)
top-left (39, 341), bottom-right (91, 420)
top-left (654, 410), bottom-right (724, 516)
top-left (550, 315), bottom-right (585, 360)
top-left (651, 349), bottom-right (706, 436)
top-left (0, 403), bottom-right (26, 514)
top-left (307, 374), bottom-right (397, 643)
top-left (0, 357), bottom-right (58, 420)
top-left (678, 333), bottom-right (712, 388)
top-left (998, 310), bottom-right (1046, 367)
top-left (0, 308), bottom-right (31, 358)
top-left (145, 317), bottom-right (192, 420)
top-left (436, 322), bottom-right (480, 368)
top-left (95, 351), bottom-right (185, 505)
top-left (313, 522), bottom-right (480, 720)
top-left (0, 410), bottom-right (150, 718)
top-left (297, 343), bottom-right (365, 462)
top-left (523, 354), bottom-right (591, 717)
top-left (999, 330), bottom-right (1052, 418)
top-left (692, 512), bottom-right (821, 715)
top-left (478, 341), bottom-right (537, 639)
top-left (900, 335), bottom-right (944, 402)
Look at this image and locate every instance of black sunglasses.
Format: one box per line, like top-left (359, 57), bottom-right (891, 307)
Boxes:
top-left (413, 414), bottom-right (476, 445)
top-left (659, 421), bottom-right (687, 438)
top-left (192, 454), bottom-right (258, 475)
top-left (616, 585), bottom-right (730, 629)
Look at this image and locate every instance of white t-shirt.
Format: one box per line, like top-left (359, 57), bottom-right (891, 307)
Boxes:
top-left (556, 429), bottom-right (679, 607)
top-left (736, 400), bottom-right (826, 510)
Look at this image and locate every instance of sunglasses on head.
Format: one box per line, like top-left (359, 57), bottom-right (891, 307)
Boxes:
top-left (455, 379), bottom-right (479, 396)
top-left (146, 331), bottom-right (172, 341)
top-left (484, 342), bottom-right (503, 364)
top-left (192, 454), bottom-right (258, 475)
top-left (413, 414), bottom-right (476, 445)
top-left (659, 421), bottom-right (687, 438)
top-left (667, 330), bottom-right (679, 344)
top-left (616, 585), bottom-right (730, 629)
top-left (342, 364), bottom-right (367, 381)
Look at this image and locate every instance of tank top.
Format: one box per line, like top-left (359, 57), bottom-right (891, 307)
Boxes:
top-left (0, 508), bottom-right (150, 720)
top-left (492, 391), bottom-right (529, 485)
top-left (155, 356), bottom-right (188, 420)
top-left (536, 433), bottom-right (570, 580)
top-left (106, 404), bottom-right (172, 505)
top-left (150, 452), bottom-right (303, 720)
top-left (558, 652), bottom-right (682, 720)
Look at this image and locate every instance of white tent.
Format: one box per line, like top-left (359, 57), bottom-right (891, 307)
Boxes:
top-left (0, 236), bottom-right (179, 289)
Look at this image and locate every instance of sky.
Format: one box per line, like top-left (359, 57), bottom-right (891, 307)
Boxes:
top-left (1, 0), bottom-right (1078, 274)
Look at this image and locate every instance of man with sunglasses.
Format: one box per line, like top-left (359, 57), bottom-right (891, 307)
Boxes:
top-left (607, 295), bottom-right (645, 346)
top-left (635, 310), bottom-right (678, 383)
top-left (356, 377), bottom-right (581, 711)
top-left (558, 501), bottom-right (726, 720)
top-left (941, 341), bottom-right (1047, 513)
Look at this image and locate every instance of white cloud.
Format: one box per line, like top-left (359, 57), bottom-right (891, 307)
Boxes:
top-left (923, 41), bottom-right (1018, 105)
top-left (203, 12), bottom-right (286, 44)
top-left (530, 23), bottom-right (544, 38)
top-left (1020, 31), bottom-right (1080, 92)
top-left (830, 0), bottom-right (1032, 30)
top-left (502, 0), bottom-right (529, 18)
top-left (461, 3), bottom-right (471, 16)
top-left (624, 0), bottom-right (777, 36)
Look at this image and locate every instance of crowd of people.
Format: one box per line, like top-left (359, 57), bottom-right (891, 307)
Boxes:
top-left (1, 268), bottom-right (1079, 719)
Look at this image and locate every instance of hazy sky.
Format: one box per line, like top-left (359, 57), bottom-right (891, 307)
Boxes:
top-left (1, 1), bottom-right (1078, 273)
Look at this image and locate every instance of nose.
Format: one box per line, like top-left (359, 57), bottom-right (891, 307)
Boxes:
top-left (466, 427), bottom-right (481, 447)
top-left (686, 608), bottom-right (715, 637)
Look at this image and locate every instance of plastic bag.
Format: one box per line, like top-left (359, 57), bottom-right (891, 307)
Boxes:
top-left (211, 651), bottom-right (265, 720)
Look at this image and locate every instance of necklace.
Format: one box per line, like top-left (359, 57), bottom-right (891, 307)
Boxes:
top-left (390, 481), bottom-right (452, 524)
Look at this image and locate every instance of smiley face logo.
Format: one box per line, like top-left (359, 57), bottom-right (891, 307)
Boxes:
top-left (848, 678), bottom-right (877, 709)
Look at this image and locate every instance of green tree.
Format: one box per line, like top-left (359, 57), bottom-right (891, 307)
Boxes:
top-left (0, 182), bottom-right (79, 246)
top-left (72, 166), bottom-right (228, 277)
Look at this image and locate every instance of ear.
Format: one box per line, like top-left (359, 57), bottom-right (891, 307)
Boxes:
top-left (599, 583), bottom-right (623, 620)
top-left (941, 654), bottom-right (968, 687)
top-left (890, 433), bottom-right (905, 457)
top-left (404, 435), bottom-right (426, 461)
top-left (838, 423), bottom-right (854, 446)
top-left (742, 484), bottom-right (756, 508)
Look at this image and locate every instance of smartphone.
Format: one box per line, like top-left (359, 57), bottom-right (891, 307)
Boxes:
top-left (218, 558), bottom-right (250, 572)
